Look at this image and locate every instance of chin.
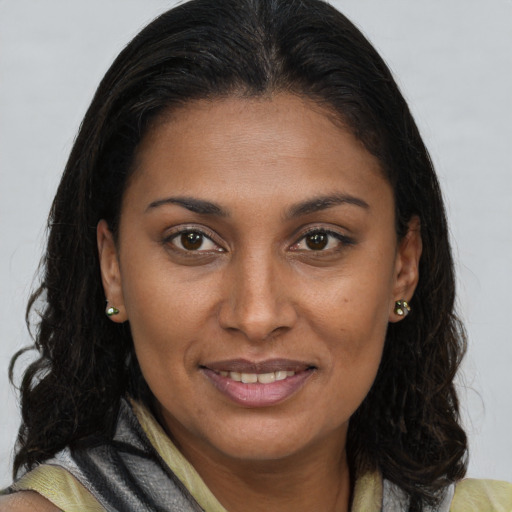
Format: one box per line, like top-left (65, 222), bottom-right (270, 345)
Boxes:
top-left (214, 434), bottom-right (310, 462)
top-left (200, 415), bottom-right (338, 463)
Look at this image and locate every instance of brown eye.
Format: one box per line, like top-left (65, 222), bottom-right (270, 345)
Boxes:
top-left (181, 231), bottom-right (204, 250)
top-left (169, 229), bottom-right (222, 252)
top-left (305, 232), bottom-right (328, 250)
top-left (289, 229), bottom-right (353, 254)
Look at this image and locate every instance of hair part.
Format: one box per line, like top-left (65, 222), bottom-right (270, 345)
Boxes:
top-left (11, 0), bottom-right (467, 508)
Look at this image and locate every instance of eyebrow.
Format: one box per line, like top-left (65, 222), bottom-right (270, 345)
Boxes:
top-left (146, 196), bottom-right (228, 216)
top-left (146, 192), bottom-right (369, 218)
top-left (285, 193), bottom-right (369, 218)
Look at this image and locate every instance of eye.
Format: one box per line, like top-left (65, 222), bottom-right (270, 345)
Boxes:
top-left (169, 229), bottom-right (223, 252)
top-left (290, 229), bottom-right (351, 252)
top-left (304, 232), bottom-right (330, 250)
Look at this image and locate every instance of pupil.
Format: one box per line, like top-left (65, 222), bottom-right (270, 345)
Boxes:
top-left (306, 232), bottom-right (328, 250)
top-left (181, 232), bottom-right (203, 250)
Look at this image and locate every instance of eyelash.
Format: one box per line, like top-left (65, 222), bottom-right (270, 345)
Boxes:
top-left (162, 226), bottom-right (354, 256)
top-left (289, 228), bottom-right (354, 253)
top-left (163, 227), bottom-right (225, 254)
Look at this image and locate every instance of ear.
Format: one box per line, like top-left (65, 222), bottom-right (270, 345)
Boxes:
top-left (389, 216), bottom-right (422, 323)
top-left (97, 219), bottom-right (127, 322)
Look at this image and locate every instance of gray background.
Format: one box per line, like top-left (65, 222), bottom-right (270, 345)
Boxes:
top-left (1, 0), bottom-right (511, 487)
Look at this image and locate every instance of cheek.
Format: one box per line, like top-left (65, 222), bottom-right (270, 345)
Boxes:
top-left (301, 258), bottom-right (393, 407)
top-left (121, 245), bottom-right (209, 331)
top-left (119, 252), bottom-right (223, 375)
top-left (319, 310), bottom-right (386, 431)
top-left (304, 258), bottom-right (394, 342)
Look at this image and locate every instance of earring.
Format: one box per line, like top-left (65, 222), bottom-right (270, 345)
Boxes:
top-left (394, 299), bottom-right (411, 317)
top-left (105, 302), bottom-right (120, 317)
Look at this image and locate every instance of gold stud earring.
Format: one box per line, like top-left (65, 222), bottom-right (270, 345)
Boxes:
top-left (394, 299), bottom-right (411, 317)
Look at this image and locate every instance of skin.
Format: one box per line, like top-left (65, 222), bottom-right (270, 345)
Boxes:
top-left (0, 492), bottom-right (60, 512)
top-left (96, 94), bottom-right (422, 512)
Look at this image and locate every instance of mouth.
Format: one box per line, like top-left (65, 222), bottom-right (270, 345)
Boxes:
top-left (215, 369), bottom-right (298, 384)
top-left (200, 359), bottom-right (316, 407)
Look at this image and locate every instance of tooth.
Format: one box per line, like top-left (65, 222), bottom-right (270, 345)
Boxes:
top-left (257, 372), bottom-right (276, 384)
top-left (226, 370), bottom-right (297, 383)
top-left (241, 373), bottom-right (258, 383)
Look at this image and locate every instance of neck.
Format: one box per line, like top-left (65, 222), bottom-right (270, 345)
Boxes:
top-left (173, 427), bottom-right (351, 512)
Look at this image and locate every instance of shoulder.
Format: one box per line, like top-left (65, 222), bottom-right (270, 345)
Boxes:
top-left (0, 491), bottom-right (61, 512)
top-left (7, 463), bottom-right (104, 512)
top-left (451, 478), bottom-right (512, 511)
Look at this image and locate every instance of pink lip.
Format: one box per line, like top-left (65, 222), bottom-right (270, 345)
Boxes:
top-left (201, 359), bottom-right (315, 408)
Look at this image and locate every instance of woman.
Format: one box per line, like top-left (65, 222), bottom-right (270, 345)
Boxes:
top-left (2, 0), bottom-right (511, 510)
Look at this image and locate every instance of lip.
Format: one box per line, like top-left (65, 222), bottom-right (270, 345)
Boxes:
top-left (201, 359), bottom-right (316, 408)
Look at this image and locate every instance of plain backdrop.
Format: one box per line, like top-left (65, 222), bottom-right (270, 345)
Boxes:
top-left (1, 0), bottom-right (511, 488)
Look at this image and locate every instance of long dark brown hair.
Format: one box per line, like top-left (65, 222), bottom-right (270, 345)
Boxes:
top-left (10, 0), bottom-right (467, 509)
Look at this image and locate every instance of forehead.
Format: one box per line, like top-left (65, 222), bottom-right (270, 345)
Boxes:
top-left (126, 94), bottom-right (391, 215)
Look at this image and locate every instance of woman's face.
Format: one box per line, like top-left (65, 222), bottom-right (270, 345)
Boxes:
top-left (99, 94), bottom-right (420, 465)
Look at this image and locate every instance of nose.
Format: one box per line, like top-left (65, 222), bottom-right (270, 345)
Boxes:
top-left (218, 251), bottom-right (298, 342)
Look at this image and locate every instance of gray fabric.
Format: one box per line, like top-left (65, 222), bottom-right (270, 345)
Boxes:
top-left (45, 399), bottom-right (203, 512)
top-left (382, 478), bottom-right (455, 512)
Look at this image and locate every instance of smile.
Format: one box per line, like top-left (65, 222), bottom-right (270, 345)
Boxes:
top-left (201, 359), bottom-right (315, 407)
top-left (216, 370), bottom-right (296, 384)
